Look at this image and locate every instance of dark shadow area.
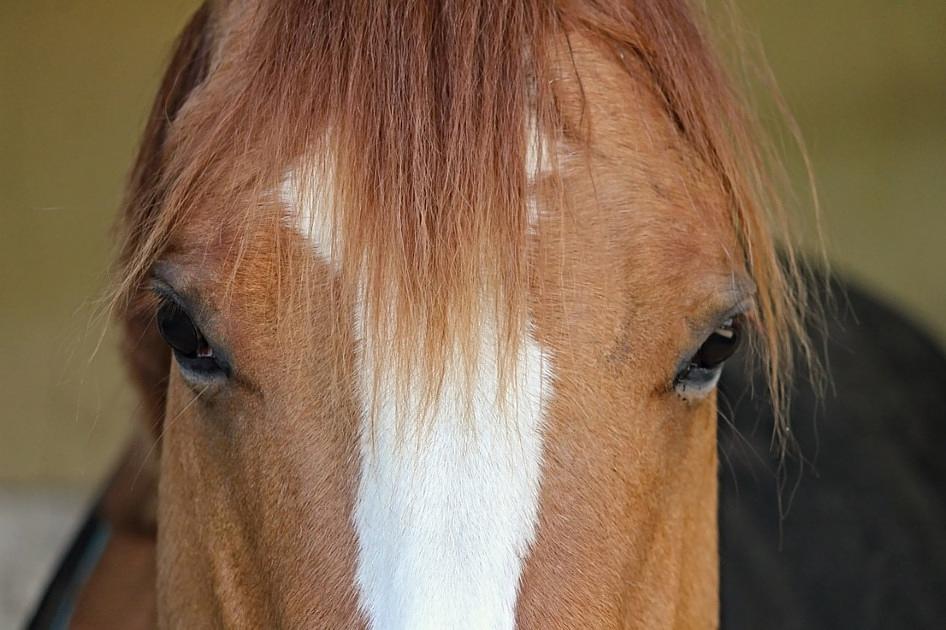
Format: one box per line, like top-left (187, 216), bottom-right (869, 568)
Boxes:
top-left (720, 277), bottom-right (946, 629)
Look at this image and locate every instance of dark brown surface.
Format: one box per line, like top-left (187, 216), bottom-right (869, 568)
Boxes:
top-left (720, 279), bottom-right (946, 629)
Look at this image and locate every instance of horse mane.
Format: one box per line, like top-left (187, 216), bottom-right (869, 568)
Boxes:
top-left (113, 0), bottom-right (813, 453)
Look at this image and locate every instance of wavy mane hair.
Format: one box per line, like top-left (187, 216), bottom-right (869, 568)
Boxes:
top-left (113, 0), bottom-right (813, 453)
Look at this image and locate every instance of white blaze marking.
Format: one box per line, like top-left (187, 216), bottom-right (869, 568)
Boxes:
top-left (285, 152), bottom-right (552, 629)
top-left (282, 167), bottom-right (342, 269)
top-left (353, 315), bottom-right (550, 630)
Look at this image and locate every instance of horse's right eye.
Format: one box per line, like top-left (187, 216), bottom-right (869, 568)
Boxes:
top-left (156, 301), bottom-right (202, 357)
top-left (155, 299), bottom-right (226, 380)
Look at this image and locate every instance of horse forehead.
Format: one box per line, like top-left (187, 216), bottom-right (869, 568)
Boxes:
top-left (277, 152), bottom-right (553, 629)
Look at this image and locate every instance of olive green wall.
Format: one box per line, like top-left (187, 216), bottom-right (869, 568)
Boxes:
top-left (1, 1), bottom-right (943, 484)
top-left (738, 0), bottom-right (946, 335)
top-left (0, 2), bottom-right (199, 484)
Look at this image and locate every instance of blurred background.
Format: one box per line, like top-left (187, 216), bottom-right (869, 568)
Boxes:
top-left (0, 0), bottom-right (943, 624)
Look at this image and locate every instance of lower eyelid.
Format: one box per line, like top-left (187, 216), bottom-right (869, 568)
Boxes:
top-left (674, 369), bottom-right (723, 402)
top-left (174, 353), bottom-right (229, 385)
top-left (673, 365), bottom-right (723, 401)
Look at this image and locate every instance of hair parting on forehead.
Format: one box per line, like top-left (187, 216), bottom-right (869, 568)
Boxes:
top-left (114, 0), bottom-right (812, 451)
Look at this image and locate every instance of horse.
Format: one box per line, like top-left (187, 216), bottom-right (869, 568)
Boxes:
top-left (41, 1), bottom-right (816, 627)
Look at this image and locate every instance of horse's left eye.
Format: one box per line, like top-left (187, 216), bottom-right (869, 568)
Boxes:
top-left (692, 317), bottom-right (742, 370)
top-left (674, 316), bottom-right (743, 400)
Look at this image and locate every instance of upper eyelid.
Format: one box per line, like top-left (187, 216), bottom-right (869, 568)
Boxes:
top-left (147, 275), bottom-right (204, 319)
top-left (148, 262), bottom-right (194, 306)
top-left (690, 296), bottom-right (755, 344)
top-left (149, 280), bottom-right (184, 310)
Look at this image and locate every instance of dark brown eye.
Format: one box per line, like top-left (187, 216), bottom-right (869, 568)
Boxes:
top-left (674, 315), bottom-right (744, 399)
top-left (150, 284), bottom-right (230, 383)
top-left (691, 316), bottom-right (742, 370)
top-left (156, 301), bottom-right (202, 356)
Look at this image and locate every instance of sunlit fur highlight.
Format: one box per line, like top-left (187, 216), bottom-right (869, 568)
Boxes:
top-left (112, 0), bottom-right (812, 452)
